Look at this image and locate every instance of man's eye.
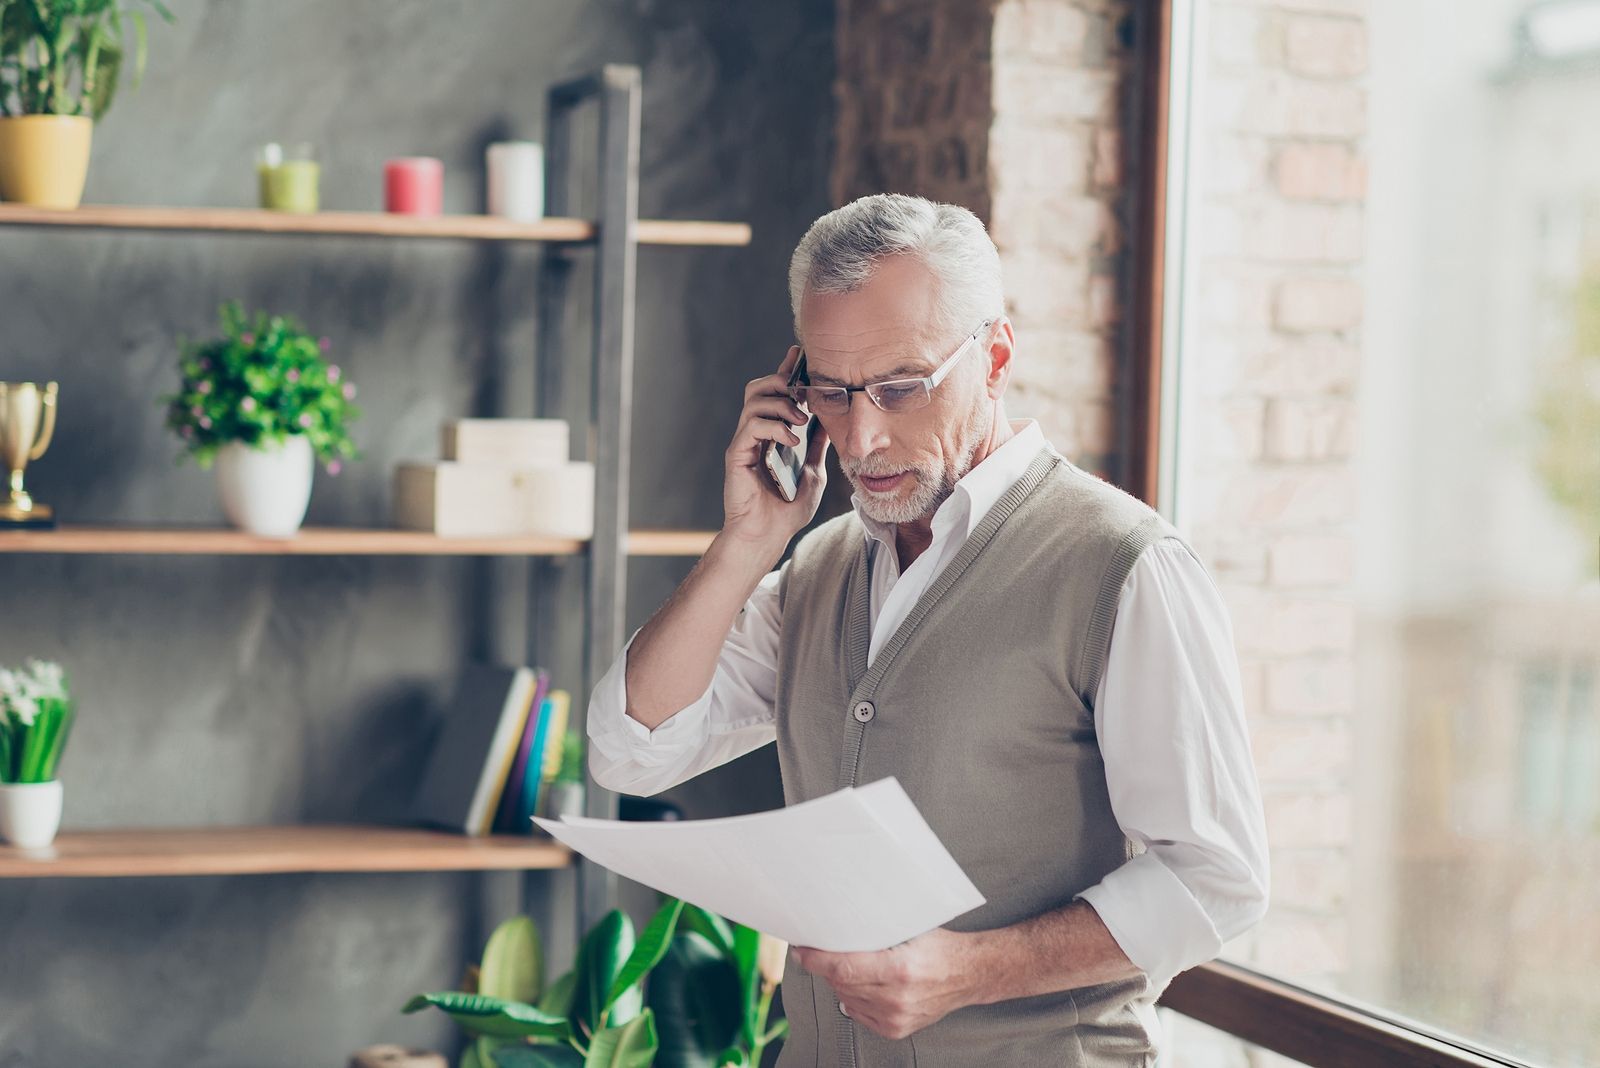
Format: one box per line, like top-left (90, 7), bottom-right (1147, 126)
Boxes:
top-left (878, 383), bottom-right (921, 401)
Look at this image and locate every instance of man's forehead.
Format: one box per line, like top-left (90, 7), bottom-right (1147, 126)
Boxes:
top-left (802, 329), bottom-right (935, 384)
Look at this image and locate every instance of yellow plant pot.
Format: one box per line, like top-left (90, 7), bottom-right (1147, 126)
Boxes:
top-left (0, 115), bottom-right (94, 209)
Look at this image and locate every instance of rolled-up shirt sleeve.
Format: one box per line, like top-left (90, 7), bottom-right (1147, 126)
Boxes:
top-left (1073, 538), bottom-right (1272, 993)
top-left (587, 565), bottom-right (786, 797)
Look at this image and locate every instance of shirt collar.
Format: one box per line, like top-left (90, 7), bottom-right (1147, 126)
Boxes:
top-left (852, 419), bottom-right (1047, 552)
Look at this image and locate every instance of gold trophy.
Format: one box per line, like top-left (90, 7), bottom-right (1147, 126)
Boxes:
top-left (0, 381), bottom-right (58, 529)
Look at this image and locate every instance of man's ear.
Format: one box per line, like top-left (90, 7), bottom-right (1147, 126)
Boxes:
top-left (983, 319), bottom-right (1016, 399)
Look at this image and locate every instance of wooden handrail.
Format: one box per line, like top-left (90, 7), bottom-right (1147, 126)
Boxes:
top-left (1160, 961), bottom-right (1528, 1068)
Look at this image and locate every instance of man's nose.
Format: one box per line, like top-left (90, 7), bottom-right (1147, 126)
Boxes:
top-left (839, 395), bottom-right (891, 461)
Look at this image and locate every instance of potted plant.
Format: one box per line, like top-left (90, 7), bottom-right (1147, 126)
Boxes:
top-left (161, 301), bottom-right (360, 538)
top-left (407, 901), bottom-right (788, 1068)
top-left (0, 0), bottom-right (175, 207)
top-left (647, 907), bottom-right (788, 1068)
top-left (541, 732), bottom-right (587, 823)
top-left (407, 900), bottom-right (683, 1068)
top-left (0, 657), bottom-right (75, 848)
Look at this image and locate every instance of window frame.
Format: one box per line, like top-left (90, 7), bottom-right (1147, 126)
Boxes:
top-left (1128, 5), bottom-right (1551, 1067)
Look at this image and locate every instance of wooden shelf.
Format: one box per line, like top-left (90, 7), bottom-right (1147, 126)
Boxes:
top-left (0, 825), bottom-right (571, 878)
top-left (626, 529), bottom-right (719, 556)
top-left (0, 525), bottom-right (716, 556)
top-left (0, 203), bottom-right (752, 247)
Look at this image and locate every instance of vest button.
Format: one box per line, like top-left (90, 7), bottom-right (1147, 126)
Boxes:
top-left (852, 700), bottom-right (875, 723)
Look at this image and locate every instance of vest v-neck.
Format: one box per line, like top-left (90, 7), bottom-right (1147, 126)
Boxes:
top-left (842, 447), bottom-right (1060, 698)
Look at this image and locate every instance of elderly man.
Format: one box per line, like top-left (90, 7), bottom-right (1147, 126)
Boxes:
top-left (587, 193), bottom-right (1269, 1066)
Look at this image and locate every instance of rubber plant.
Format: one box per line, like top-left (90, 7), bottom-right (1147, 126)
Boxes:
top-left (406, 898), bottom-right (686, 1068)
top-left (647, 905), bottom-right (788, 1068)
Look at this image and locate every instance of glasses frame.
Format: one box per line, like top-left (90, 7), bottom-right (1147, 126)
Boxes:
top-left (789, 318), bottom-right (997, 416)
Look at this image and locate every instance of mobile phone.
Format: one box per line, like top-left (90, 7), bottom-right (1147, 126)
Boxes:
top-left (764, 353), bottom-right (813, 503)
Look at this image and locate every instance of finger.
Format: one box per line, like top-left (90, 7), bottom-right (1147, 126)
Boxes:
top-left (745, 395), bottom-right (809, 427)
top-left (729, 415), bottom-right (803, 454)
top-left (800, 948), bottom-right (894, 988)
top-left (745, 372), bottom-right (795, 403)
top-left (778, 343), bottom-right (801, 376)
top-left (744, 346), bottom-right (802, 403)
top-left (846, 1004), bottom-right (894, 1039)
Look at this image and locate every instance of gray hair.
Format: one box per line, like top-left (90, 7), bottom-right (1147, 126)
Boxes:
top-left (787, 193), bottom-right (1005, 350)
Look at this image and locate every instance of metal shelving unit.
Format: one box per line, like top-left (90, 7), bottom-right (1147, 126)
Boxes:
top-left (0, 62), bottom-right (743, 953)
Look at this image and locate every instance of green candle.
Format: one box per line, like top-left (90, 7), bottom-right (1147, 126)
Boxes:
top-left (258, 159), bottom-right (319, 213)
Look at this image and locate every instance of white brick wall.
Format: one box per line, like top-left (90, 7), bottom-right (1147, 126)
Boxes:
top-left (1184, 0), bottom-right (1370, 998)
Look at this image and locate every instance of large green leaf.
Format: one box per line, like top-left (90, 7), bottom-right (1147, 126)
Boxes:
top-left (604, 898), bottom-right (684, 1017)
top-left (585, 1009), bottom-right (658, 1068)
top-left (494, 1046), bottom-right (583, 1068)
top-left (482, 916), bottom-right (543, 1005)
top-left (676, 906), bottom-right (735, 957)
top-left (476, 1036), bottom-right (520, 1068)
top-left (647, 933), bottom-right (743, 1068)
top-left (539, 970), bottom-right (577, 1019)
top-left (402, 992), bottom-right (570, 1041)
top-left (570, 911), bottom-right (635, 1036)
top-left (730, 926), bottom-right (761, 1048)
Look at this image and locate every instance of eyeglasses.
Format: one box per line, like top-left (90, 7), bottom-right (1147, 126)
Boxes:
top-left (788, 319), bottom-right (996, 416)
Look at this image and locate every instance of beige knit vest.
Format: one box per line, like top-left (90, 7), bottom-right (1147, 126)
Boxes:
top-left (772, 446), bottom-right (1180, 1067)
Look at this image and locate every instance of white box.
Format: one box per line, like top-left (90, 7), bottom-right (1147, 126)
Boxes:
top-left (394, 461), bottom-right (594, 538)
top-left (441, 418), bottom-right (569, 466)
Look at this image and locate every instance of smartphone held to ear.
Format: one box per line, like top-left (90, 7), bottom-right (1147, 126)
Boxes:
top-left (765, 349), bottom-right (813, 503)
top-left (764, 415), bottom-right (814, 502)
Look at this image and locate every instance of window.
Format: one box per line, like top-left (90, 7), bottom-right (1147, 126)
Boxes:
top-left (1160, 2), bottom-right (1600, 1065)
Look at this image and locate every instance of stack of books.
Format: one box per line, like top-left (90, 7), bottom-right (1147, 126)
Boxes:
top-left (410, 664), bottom-right (575, 837)
top-left (394, 418), bottom-right (594, 538)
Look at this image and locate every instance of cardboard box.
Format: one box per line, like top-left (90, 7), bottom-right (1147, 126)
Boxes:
top-left (441, 419), bottom-right (569, 466)
top-left (394, 461), bottom-right (594, 538)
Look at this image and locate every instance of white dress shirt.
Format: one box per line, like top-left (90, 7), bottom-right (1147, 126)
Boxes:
top-left (588, 421), bottom-right (1270, 992)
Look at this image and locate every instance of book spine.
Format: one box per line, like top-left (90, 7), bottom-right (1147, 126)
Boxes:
top-left (495, 669), bottom-right (550, 833)
top-left (521, 696), bottom-right (556, 830)
top-left (467, 668), bottom-right (537, 837)
top-left (529, 690), bottom-right (571, 822)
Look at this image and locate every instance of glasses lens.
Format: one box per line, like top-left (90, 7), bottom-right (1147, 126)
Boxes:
top-left (796, 386), bottom-right (850, 415)
top-left (868, 379), bottom-right (932, 413)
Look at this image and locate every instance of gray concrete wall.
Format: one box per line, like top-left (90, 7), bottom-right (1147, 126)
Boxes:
top-left (0, 2), bottom-right (832, 1064)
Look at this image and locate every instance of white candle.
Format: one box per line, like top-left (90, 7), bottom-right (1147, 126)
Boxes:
top-left (486, 141), bottom-right (545, 222)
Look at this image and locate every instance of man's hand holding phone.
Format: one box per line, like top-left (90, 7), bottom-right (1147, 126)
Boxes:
top-left (721, 345), bottom-right (830, 560)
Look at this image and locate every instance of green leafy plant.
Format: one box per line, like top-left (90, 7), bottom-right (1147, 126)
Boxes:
top-left (406, 901), bottom-right (789, 1068)
top-left (161, 301), bottom-right (361, 473)
top-left (555, 732), bottom-right (585, 785)
top-left (0, 658), bottom-right (74, 783)
top-left (0, 0), bottom-right (174, 119)
top-left (406, 899), bottom-right (686, 1068)
top-left (647, 907), bottom-right (787, 1068)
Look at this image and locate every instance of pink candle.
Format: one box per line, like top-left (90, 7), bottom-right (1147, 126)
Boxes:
top-left (384, 157), bottom-right (444, 215)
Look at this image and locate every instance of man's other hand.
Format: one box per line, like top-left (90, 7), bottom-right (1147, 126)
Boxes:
top-left (792, 928), bottom-right (980, 1041)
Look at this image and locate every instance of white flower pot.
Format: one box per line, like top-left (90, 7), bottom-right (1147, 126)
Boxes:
top-left (215, 434), bottom-right (314, 537)
top-left (0, 780), bottom-right (63, 848)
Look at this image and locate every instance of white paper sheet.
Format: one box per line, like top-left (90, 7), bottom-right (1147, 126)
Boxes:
top-left (533, 777), bottom-right (984, 952)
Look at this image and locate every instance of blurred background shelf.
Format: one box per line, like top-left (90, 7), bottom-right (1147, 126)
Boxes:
top-left (0, 825), bottom-right (572, 878)
top-left (0, 203), bottom-right (752, 246)
top-left (0, 525), bottom-right (718, 556)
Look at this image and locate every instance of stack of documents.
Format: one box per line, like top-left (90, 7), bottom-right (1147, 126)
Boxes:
top-left (533, 778), bottom-right (984, 952)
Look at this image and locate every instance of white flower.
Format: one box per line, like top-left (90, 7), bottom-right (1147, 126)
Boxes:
top-left (0, 668), bottom-right (18, 701)
top-left (23, 658), bottom-right (67, 700)
top-left (9, 692), bottom-right (38, 726)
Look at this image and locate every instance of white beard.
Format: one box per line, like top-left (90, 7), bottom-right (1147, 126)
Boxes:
top-left (845, 395), bottom-right (994, 525)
